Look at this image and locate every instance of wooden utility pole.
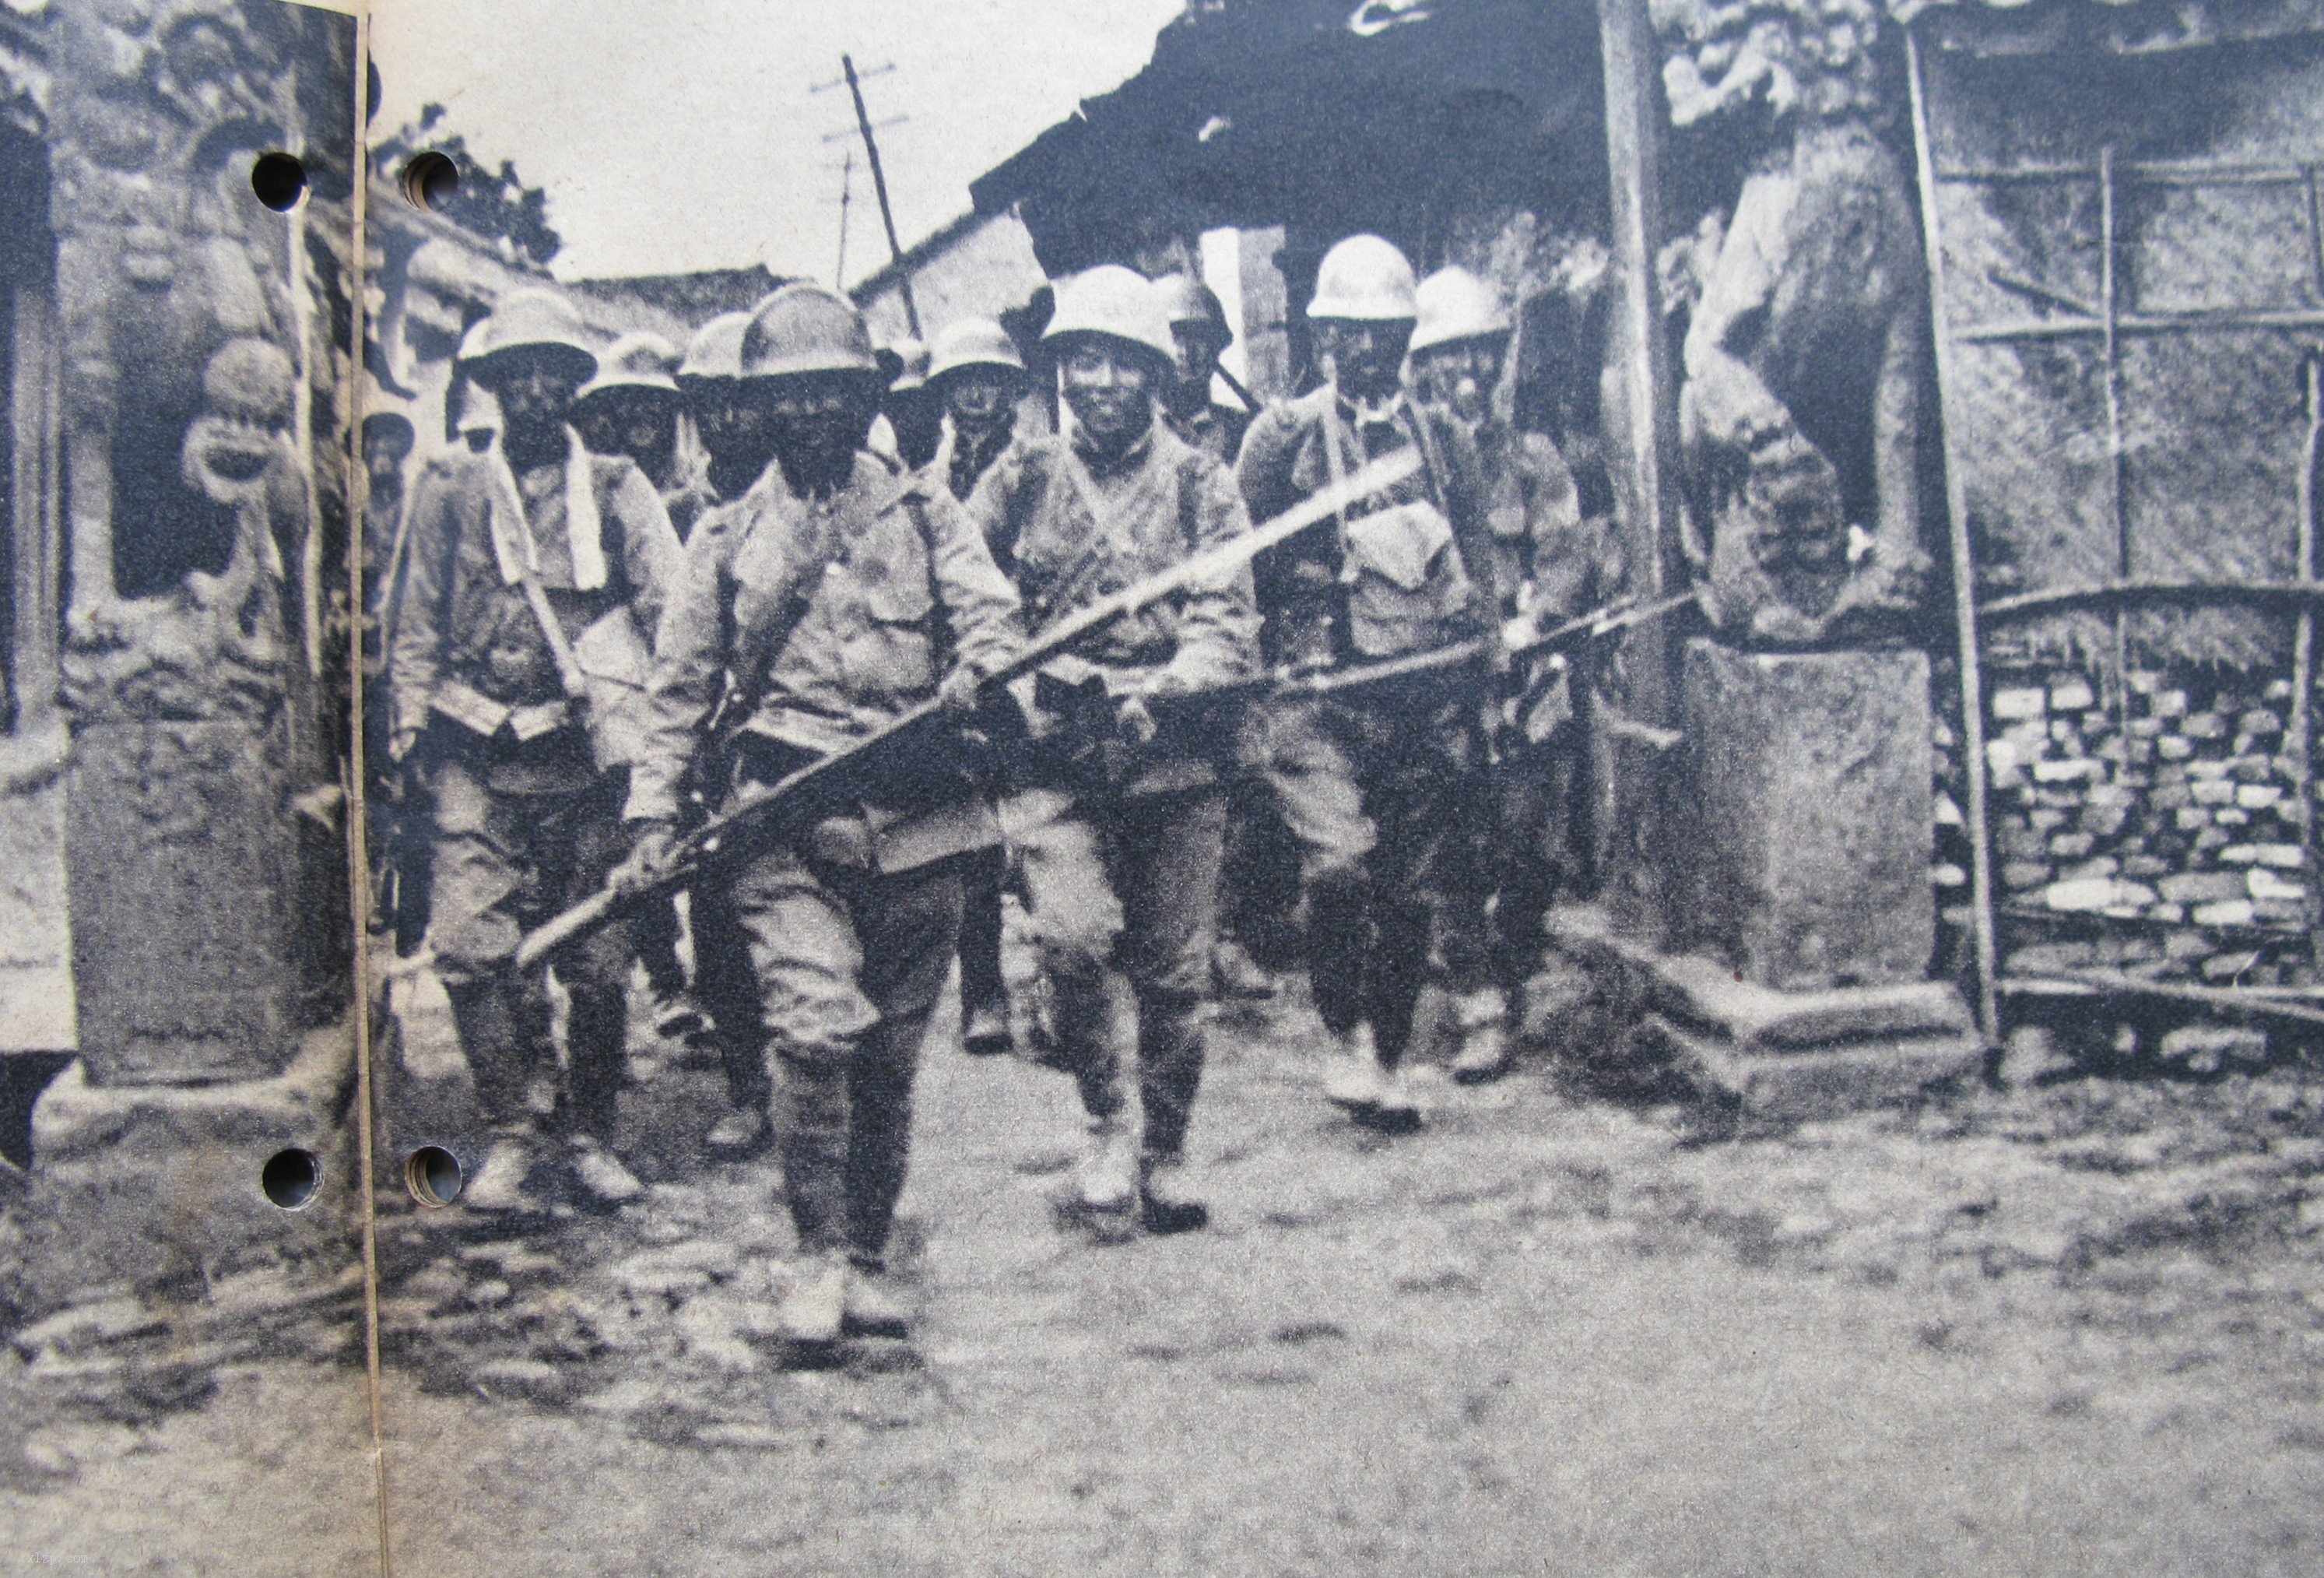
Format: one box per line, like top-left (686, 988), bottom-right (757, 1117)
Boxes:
top-left (841, 54), bottom-right (920, 336)
top-left (1596, 0), bottom-right (1686, 937)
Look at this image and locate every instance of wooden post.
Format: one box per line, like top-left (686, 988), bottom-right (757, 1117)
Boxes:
top-left (842, 54), bottom-right (921, 338)
top-left (1596, 0), bottom-right (1684, 935)
top-left (1907, 30), bottom-right (2002, 1038)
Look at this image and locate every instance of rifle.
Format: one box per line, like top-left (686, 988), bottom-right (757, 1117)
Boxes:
top-left (511, 448), bottom-right (1424, 968)
top-left (1269, 586), bottom-right (1700, 700)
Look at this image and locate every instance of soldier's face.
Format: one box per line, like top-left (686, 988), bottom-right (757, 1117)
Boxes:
top-left (944, 371), bottom-right (1016, 428)
top-left (363, 429), bottom-right (412, 487)
top-left (1414, 336), bottom-right (1504, 426)
top-left (487, 353), bottom-right (584, 437)
top-left (760, 373), bottom-right (878, 473)
top-left (1313, 318), bottom-right (1412, 403)
top-left (1167, 325), bottom-right (1223, 413)
top-left (1058, 339), bottom-right (1156, 448)
top-left (602, 392), bottom-right (678, 463)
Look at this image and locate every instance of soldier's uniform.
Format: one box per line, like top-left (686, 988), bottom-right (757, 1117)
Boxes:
top-left (1237, 239), bottom-right (1497, 1122)
top-left (1460, 416), bottom-right (1605, 1048)
top-left (1163, 399), bottom-right (1250, 468)
top-left (925, 317), bottom-right (1034, 1058)
top-left (1406, 265), bottom-right (1620, 1078)
top-left (966, 268), bottom-right (1258, 1222)
top-left (628, 286), bottom-right (1023, 1327)
top-left (389, 302), bottom-right (682, 1205)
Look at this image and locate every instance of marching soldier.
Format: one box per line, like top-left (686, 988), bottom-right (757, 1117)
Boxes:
top-left (359, 405), bottom-right (427, 954)
top-left (574, 330), bottom-right (698, 1033)
top-left (573, 332), bottom-right (686, 498)
top-left (1157, 274), bottom-right (1251, 464)
top-left (928, 318), bottom-right (1030, 509)
top-left (964, 266), bottom-right (1259, 1232)
top-left (1158, 273), bottom-right (1287, 1001)
top-left (616, 283), bottom-right (1024, 1342)
top-left (928, 316), bottom-right (1034, 1057)
top-left (668, 306), bottom-right (785, 1156)
top-left (388, 289), bottom-right (684, 1211)
top-left (1406, 265), bottom-right (1609, 1083)
top-left (877, 338), bottom-right (944, 471)
top-left (1236, 234), bottom-right (1496, 1130)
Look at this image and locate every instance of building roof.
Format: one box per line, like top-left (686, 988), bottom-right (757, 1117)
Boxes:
top-left (967, 0), bottom-right (1606, 276)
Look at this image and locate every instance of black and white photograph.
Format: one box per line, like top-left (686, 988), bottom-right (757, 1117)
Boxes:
top-left (0, 0), bottom-right (378, 1572)
top-left (12, 0), bottom-right (2324, 1569)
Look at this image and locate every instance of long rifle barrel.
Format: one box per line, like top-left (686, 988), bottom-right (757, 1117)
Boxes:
top-left (512, 448), bottom-right (1425, 968)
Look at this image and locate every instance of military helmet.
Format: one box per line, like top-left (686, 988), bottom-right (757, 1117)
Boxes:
top-left (1307, 234), bottom-right (1419, 322)
top-left (458, 289), bottom-right (599, 384)
top-left (678, 311), bottom-right (752, 384)
top-left (1409, 266), bottom-right (1512, 357)
top-left (879, 336), bottom-right (932, 393)
top-left (575, 331), bottom-right (682, 402)
top-left (362, 407), bottom-right (416, 449)
top-left (1157, 273), bottom-right (1232, 353)
top-left (739, 283), bottom-right (882, 381)
top-left (1041, 266), bottom-right (1176, 367)
top-left (928, 318), bottom-right (1027, 384)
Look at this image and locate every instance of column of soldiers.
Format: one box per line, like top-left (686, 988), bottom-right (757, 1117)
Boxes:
top-left (378, 230), bottom-right (1607, 1343)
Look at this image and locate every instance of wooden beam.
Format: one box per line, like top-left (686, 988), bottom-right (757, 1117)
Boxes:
top-left (1595, 0), bottom-right (1684, 934)
top-left (1908, 29), bottom-right (2002, 1039)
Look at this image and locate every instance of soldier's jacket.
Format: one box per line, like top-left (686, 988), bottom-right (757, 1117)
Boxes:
top-left (935, 421), bottom-right (1020, 510)
top-left (1164, 399), bottom-right (1251, 468)
top-left (1236, 385), bottom-right (1494, 670)
top-left (662, 473), bottom-right (720, 545)
top-left (627, 450), bottom-right (1023, 870)
top-left (1467, 417), bottom-right (1617, 741)
top-left (965, 423), bottom-right (1259, 796)
top-left (390, 441), bottom-right (682, 794)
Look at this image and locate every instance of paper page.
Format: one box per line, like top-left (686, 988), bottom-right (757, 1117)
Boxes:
top-left (0, 1), bottom-right (378, 1573)
top-left (361, 3), bottom-right (2324, 1574)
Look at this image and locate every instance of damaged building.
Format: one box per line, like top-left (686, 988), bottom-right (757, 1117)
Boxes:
top-left (876, 0), bottom-right (2324, 1115)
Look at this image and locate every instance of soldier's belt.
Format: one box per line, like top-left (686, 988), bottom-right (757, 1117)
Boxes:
top-left (429, 680), bottom-right (572, 743)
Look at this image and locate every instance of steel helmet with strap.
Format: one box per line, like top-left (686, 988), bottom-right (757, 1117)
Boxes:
top-left (1408, 265), bottom-right (1512, 356)
top-left (459, 288), bottom-right (599, 384)
top-left (927, 318), bottom-right (1027, 383)
top-left (575, 331), bottom-right (682, 402)
top-left (1307, 234), bottom-right (1419, 322)
top-left (739, 283), bottom-right (883, 381)
top-left (1041, 265), bottom-right (1178, 367)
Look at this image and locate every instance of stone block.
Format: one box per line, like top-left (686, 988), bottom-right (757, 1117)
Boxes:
top-left (1674, 641), bottom-right (1936, 989)
top-left (1631, 1014), bottom-right (1983, 1133)
top-left (16, 1023), bottom-right (356, 1309)
top-left (65, 721), bottom-right (297, 1084)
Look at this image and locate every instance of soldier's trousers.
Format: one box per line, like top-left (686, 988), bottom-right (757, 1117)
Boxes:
top-left (1255, 692), bottom-right (1486, 1067)
top-left (1005, 785), bottom-right (1226, 1160)
top-left (1478, 733), bottom-right (1584, 1000)
top-left (725, 842), bottom-right (964, 1268)
top-left (427, 760), bottom-right (634, 1140)
top-left (690, 877), bottom-right (769, 1114)
top-left (956, 845), bottom-right (1009, 1019)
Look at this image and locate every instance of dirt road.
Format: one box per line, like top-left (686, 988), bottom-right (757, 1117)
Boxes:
top-left (15, 972), bottom-right (2324, 1574)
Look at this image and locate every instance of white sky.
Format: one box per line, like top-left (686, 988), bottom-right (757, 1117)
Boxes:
top-left (368, 0), bottom-right (1184, 286)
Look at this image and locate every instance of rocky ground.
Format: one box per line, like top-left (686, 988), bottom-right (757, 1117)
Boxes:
top-left (14, 954), bottom-right (2324, 1573)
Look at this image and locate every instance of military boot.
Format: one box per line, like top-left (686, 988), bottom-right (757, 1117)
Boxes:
top-left (567, 1135), bottom-right (646, 1207)
top-left (841, 1259), bottom-right (911, 1338)
top-left (1448, 987), bottom-right (1515, 1084)
top-left (1076, 1116), bottom-right (1140, 1213)
top-left (1362, 1063), bottom-right (1424, 1133)
top-left (1321, 1021), bottom-right (1388, 1112)
top-left (462, 1130), bottom-right (542, 1213)
top-left (961, 999), bottom-right (1012, 1058)
top-left (778, 1251), bottom-right (848, 1345)
top-left (1139, 1154), bottom-right (1209, 1235)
